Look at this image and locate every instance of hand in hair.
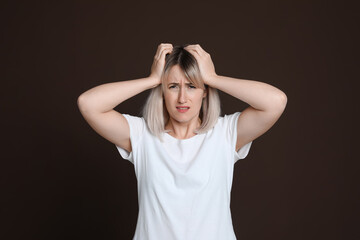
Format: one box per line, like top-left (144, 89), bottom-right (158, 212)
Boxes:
top-left (149, 43), bottom-right (173, 84)
top-left (184, 44), bottom-right (218, 85)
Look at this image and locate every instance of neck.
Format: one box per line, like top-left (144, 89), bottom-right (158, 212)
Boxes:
top-left (165, 117), bottom-right (201, 139)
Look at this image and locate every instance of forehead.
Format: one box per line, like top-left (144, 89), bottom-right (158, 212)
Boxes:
top-left (166, 65), bottom-right (190, 83)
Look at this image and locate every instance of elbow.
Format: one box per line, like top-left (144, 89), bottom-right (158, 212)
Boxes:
top-left (266, 91), bottom-right (287, 113)
top-left (77, 94), bottom-right (84, 108)
top-left (77, 94), bottom-right (90, 113)
top-left (275, 91), bottom-right (288, 113)
top-left (279, 91), bottom-right (288, 107)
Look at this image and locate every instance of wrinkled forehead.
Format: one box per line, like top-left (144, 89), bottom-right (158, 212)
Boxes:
top-left (164, 65), bottom-right (195, 85)
top-left (166, 75), bottom-right (191, 84)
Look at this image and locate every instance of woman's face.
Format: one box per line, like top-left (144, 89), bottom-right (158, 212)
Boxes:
top-left (163, 65), bottom-right (206, 125)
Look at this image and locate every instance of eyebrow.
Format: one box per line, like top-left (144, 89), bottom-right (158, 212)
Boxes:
top-left (168, 82), bottom-right (193, 85)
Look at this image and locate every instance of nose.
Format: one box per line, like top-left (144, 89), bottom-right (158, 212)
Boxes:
top-left (178, 87), bottom-right (186, 103)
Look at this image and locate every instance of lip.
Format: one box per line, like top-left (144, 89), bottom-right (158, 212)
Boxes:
top-left (176, 106), bottom-right (190, 113)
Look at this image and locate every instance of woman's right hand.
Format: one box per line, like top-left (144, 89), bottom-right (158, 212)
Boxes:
top-left (149, 43), bottom-right (173, 85)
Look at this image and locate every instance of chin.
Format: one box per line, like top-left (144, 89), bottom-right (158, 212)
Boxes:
top-left (170, 113), bottom-right (197, 123)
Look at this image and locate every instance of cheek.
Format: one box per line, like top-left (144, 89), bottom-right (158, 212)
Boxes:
top-left (163, 94), bottom-right (175, 111)
top-left (164, 93), bottom-right (175, 104)
top-left (191, 92), bottom-right (205, 105)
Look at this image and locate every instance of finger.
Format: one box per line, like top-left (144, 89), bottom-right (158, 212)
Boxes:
top-left (185, 44), bottom-right (205, 57)
top-left (156, 45), bottom-right (172, 59)
top-left (185, 50), bottom-right (200, 63)
top-left (156, 43), bottom-right (172, 55)
top-left (158, 43), bottom-right (173, 49)
top-left (185, 47), bottom-right (202, 60)
top-left (184, 44), bottom-right (202, 50)
top-left (184, 44), bottom-right (196, 50)
top-left (160, 46), bottom-right (172, 60)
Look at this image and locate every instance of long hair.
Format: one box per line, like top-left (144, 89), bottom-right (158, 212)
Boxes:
top-left (142, 44), bottom-right (221, 140)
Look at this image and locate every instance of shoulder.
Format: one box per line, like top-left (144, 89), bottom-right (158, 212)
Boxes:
top-left (121, 113), bottom-right (145, 122)
top-left (122, 113), bottom-right (146, 125)
top-left (216, 112), bottom-right (241, 128)
top-left (121, 114), bottom-right (148, 138)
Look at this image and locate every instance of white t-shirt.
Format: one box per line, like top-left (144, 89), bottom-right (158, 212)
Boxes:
top-left (115, 112), bottom-right (252, 240)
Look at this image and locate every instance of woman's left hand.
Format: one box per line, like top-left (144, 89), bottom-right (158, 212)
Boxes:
top-left (184, 44), bottom-right (218, 85)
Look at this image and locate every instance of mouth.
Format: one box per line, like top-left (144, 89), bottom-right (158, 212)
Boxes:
top-left (176, 106), bottom-right (190, 113)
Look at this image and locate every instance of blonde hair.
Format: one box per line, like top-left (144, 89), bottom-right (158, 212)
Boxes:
top-left (142, 44), bottom-right (221, 140)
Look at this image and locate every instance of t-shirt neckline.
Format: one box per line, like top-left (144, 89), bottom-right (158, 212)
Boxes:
top-left (163, 132), bottom-right (202, 142)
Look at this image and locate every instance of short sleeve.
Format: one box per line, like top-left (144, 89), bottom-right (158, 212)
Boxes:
top-left (224, 112), bottom-right (253, 163)
top-left (115, 114), bottom-right (145, 164)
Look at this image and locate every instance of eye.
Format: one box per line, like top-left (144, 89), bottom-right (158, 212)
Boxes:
top-left (169, 85), bottom-right (178, 89)
top-left (188, 85), bottom-right (196, 89)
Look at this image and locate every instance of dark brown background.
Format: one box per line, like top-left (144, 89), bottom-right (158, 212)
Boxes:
top-left (1, 0), bottom-right (358, 239)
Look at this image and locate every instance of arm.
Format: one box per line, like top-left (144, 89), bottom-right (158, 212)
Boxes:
top-left (77, 77), bottom-right (159, 153)
top-left (77, 43), bottom-right (173, 152)
top-left (207, 75), bottom-right (287, 151)
top-left (184, 44), bottom-right (287, 151)
top-left (78, 77), bottom-right (159, 113)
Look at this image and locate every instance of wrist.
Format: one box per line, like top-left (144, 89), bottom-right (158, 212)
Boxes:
top-left (147, 75), bottom-right (161, 88)
top-left (205, 74), bottom-right (219, 87)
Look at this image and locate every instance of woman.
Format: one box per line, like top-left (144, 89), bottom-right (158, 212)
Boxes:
top-left (77, 43), bottom-right (287, 240)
